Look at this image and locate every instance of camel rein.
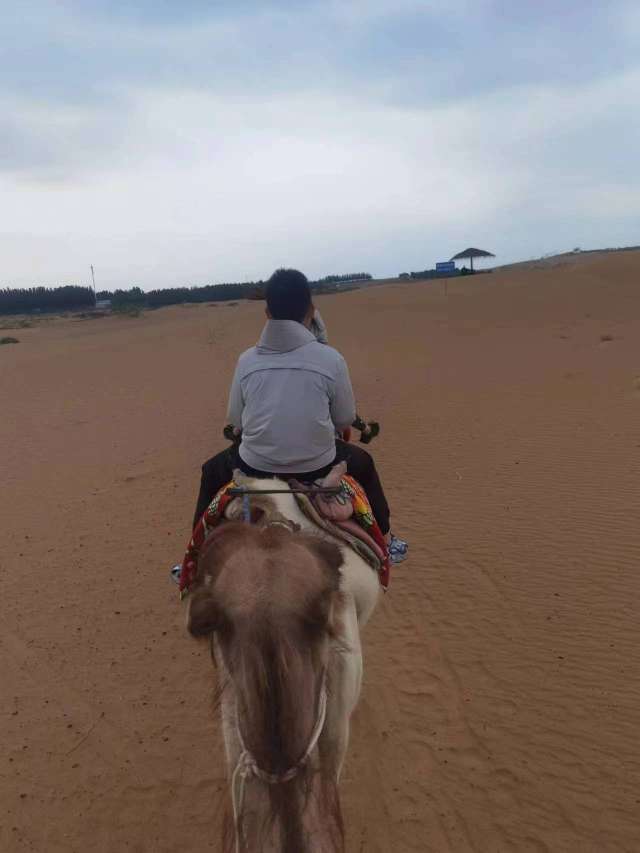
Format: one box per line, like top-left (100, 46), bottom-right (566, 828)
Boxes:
top-left (224, 487), bottom-right (334, 848)
top-left (231, 676), bottom-right (328, 852)
top-left (227, 485), bottom-right (341, 525)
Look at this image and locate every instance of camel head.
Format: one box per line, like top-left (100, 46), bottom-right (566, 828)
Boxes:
top-left (186, 522), bottom-right (344, 771)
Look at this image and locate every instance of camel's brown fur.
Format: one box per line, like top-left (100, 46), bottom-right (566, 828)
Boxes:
top-left (188, 522), bottom-right (346, 852)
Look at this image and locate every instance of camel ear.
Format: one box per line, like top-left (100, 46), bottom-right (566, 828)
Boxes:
top-left (186, 591), bottom-right (221, 637)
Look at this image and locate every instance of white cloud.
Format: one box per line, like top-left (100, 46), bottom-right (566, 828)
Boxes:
top-left (326, 0), bottom-right (471, 23)
top-left (615, 1), bottom-right (640, 39)
top-left (1, 3), bottom-right (640, 288)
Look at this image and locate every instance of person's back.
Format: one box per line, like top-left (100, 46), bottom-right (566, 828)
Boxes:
top-left (229, 317), bottom-right (355, 474)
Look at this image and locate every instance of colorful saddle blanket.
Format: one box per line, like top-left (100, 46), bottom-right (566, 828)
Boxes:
top-left (179, 470), bottom-right (390, 594)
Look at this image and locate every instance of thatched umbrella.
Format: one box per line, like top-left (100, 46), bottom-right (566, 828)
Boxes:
top-left (450, 247), bottom-right (495, 272)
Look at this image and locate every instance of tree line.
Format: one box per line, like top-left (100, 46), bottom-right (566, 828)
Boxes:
top-left (0, 272), bottom-right (374, 315)
top-left (93, 282), bottom-right (265, 309)
top-left (0, 286), bottom-right (95, 315)
top-left (315, 273), bottom-right (372, 284)
top-left (402, 268), bottom-right (466, 280)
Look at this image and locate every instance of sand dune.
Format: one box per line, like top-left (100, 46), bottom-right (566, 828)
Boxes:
top-left (2, 252), bottom-right (640, 852)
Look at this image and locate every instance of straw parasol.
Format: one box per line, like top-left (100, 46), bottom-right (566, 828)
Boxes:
top-left (450, 247), bottom-right (495, 271)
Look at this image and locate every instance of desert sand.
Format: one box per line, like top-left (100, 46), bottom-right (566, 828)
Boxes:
top-left (2, 251), bottom-right (640, 852)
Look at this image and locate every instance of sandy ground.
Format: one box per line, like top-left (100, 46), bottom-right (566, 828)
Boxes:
top-left (2, 252), bottom-right (640, 853)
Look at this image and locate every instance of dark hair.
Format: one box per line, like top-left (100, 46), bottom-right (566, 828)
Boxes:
top-left (266, 268), bottom-right (312, 322)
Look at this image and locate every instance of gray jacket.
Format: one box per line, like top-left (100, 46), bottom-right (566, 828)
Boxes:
top-left (227, 319), bottom-right (356, 473)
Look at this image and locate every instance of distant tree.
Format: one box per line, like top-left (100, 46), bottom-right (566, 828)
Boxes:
top-left (1, 271), bottom-right (377, 316)
top-left (312, 272), bottom-right (372, 285)
top-left (111, 286), bottom-right (146, 308)
top-left (0, 285), bottom-right (94, 315)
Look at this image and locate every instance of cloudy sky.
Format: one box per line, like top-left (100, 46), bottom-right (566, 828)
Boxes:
top-left (2, 1), bottom-right (639, 290)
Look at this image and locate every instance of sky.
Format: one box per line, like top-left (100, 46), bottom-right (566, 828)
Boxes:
top-left (2, 0), bottom-right (639, 290)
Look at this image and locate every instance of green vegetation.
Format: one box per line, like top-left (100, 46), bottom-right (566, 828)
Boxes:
top-left (0, 336), bottom-right (19, 345)
top-left (315, 273), bottom-right (372, 284)
top-left (99, 272), bottom-right (374, 308)
top-left (1, 271), bottom-right (374, 316)
top-left (0, 286), bottom-right (94, 315)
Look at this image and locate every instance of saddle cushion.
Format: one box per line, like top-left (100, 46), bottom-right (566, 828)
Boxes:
top-left (178, 470), bottom-right (390, 595)
top-left (310, 462), bottom-right (354, 521)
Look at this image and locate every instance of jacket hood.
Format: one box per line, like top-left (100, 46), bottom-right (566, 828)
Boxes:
top-left (257, 319), bottom-right (316, 353)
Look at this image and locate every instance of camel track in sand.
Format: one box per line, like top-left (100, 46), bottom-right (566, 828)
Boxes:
top-left (2, 252), bottom-right (640, 852)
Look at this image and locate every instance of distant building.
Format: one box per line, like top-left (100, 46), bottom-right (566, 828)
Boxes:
top-left (95, 299), bottom-right (112, 311)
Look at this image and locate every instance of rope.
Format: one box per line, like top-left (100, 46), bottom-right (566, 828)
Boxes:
top-left (231, 681), bottom-right (328, 853)
top-left (242, 491), bottom-right (251, 524)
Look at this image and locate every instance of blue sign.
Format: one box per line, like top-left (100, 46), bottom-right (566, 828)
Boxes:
top-left (436, 261), bottom-right (456, 273)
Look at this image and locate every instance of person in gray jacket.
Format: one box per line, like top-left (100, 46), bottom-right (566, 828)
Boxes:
top-left (190, 268), bottom-right (407, 561)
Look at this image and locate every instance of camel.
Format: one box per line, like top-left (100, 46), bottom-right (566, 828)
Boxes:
top-left (186, 474), bottom-right (380, 853)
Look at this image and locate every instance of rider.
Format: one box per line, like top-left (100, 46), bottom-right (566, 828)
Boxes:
top-left (190, 268), bottom-right (407, 562)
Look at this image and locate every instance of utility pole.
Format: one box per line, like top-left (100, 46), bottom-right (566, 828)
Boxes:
top-left (90, 265), bottom-right (96, 306)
